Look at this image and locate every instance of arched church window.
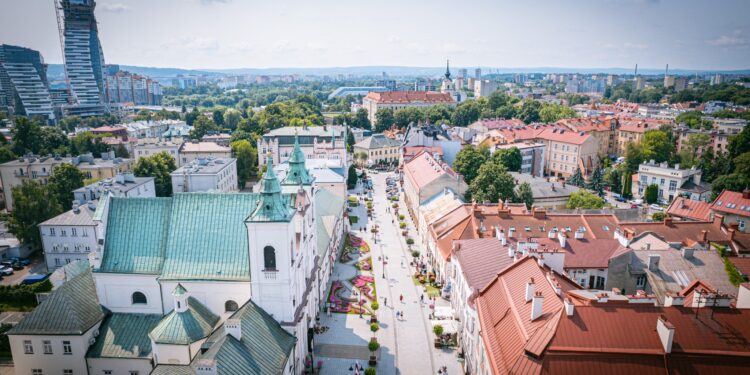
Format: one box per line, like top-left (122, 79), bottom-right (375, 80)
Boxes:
top-left (264, 246), bottom-right (276, 270)
top-left (132, 291), bottom-right (147, 304)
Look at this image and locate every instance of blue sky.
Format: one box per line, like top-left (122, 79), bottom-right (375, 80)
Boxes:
top-left (1, 0), bottom-right (748, 70)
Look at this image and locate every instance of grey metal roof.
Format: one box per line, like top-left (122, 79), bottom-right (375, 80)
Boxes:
top-left (354, 134), bottom-right (402, 150)
top-left (192, 299), bottom-right (296, 375)
top-left (8, 268), bottom-right (104, 335)
top-left (86, 313), bottom-right (162, 358)
top-left (509, 172), bottom-right (581, 199)
top-left (39, 204), bottom-right (98, 227)
top-left (149, 297), bottom-right (220, 345)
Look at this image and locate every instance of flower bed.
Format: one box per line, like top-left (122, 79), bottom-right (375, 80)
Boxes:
top-left (354, 257), bottom-right (372, 271)
top-left (352, 275), bottom-right (377, 301)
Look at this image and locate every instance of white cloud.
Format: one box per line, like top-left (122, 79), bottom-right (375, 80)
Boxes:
top-left (99, 3), bottom-right (129, 12)
top-left (707, 31), bottom-right (747, 46)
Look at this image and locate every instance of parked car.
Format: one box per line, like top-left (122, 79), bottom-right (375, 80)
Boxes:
top-left (0, 261), bottom-right (13, 268)
top-left (0, 266), bottom-right (13, 276)
top-left (650, 204), bottom-right (663, 211)
top-left (10, 257), bottom-right (31, 266)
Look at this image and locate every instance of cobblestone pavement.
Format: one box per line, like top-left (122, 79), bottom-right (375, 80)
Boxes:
top-left (316, 171), bottom-right (463, 375)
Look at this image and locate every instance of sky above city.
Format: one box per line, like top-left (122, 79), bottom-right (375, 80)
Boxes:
top-left (1, 0), bottom-right (749, 71)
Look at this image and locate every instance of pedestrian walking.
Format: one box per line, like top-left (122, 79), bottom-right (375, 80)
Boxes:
top-left (420, 294), bottom-right (424, 303)
top-left (400, 294), bottom-right (404, 303)
top-left (401, 311), bottom-right (405, 321)
top-left (384, 297), bottom-right (387, 306)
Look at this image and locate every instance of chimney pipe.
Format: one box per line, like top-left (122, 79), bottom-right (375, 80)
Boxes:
top-left (557, 231), bottom-right (567, 248)
top-left (525, 278), bottom-right (535, 302)
top-left (564, 298), bottom-right (575, 316)
top-left (225, 319), bottom-right (242, 341)
top-left (656, 316), bottom-right (675, 354)
top-left (531, 292), bottom-right (544, 321)
top-left (537, 255), bottom-right (545, 268)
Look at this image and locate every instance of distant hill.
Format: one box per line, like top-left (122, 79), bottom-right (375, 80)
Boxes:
top-left (46, 64), bottom-right (750, 80)
top-left (46, 64), bottom-right (223, 80)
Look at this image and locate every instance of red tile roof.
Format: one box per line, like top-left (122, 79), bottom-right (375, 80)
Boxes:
top-left (536, 127), bottom-right (592, 145)
top-left (617, 118), bottom-right (671, 134)
top-left (729, 257), bottom-right (750, 277)
top-left (557, 117), bottom-right (614, 133)
top-left (365, 91), bottom-right (455, 104)
top-left (472, 118), bottom-right (526, 130)
top-left (402, 146), bottom-right (443, 162)
top-left (710, 190), bottom-right (750, 217)
top-left (667, 197), bottom-right (712, 221)
top-left (452, 238), bottom-right (515, 291)
top-left (560, 238), bottom-right (628, 269)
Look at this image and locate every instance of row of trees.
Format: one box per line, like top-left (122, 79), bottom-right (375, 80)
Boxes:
top-left (452, 145), bottom-right (533, 208)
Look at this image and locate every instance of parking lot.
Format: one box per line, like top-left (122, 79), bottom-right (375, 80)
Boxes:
top-left (0, 258), bottom-right (46, 286)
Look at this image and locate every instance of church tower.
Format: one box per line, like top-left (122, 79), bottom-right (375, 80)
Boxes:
top-left (441, 59), bottom-right (463, 102)
top-left (281, 133), bottom-right (314, 194)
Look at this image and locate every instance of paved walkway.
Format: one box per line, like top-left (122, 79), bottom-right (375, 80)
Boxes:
top-left (316, 171), bottom-right (462, 375)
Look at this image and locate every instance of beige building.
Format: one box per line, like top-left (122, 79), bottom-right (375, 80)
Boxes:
top-left (614, 118), bottom-right (671, 156)
top-left (353, 134), bottom-right (402, 166)
top-left (557, 116), bottom-right (616, 157)
top-left (257, 125), bottom-right (347, 167)
top-left (536, 127), bottom-right (600, 178)
top-left (178, 141), bottom-right (231, 165)
top-left (362, 91), bottom-right (455, 123)
top-left (402, 150), bottom-right (468, 222)
top-left (633, 161), bottom-right (708, 203)
top-left (0, 153), bottom-right (133, 211)
top-left (133, 138), bottom-right (183, 165)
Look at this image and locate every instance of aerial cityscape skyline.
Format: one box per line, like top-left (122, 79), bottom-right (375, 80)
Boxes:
top-left (1, 0), bottom-right (749, 70)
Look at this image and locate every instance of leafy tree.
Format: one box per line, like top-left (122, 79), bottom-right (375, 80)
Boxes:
top-left (8, 181), bottom-right (63, 249)
top-left (588, 167), bottom-right (605, 196)
top-left (644, 184), bottom-right (659, 204)
top-left (115, 143), bottom-right (129, 158)
top-left (678, 133), bottom-right (711, 168)
top-left (604, 167), bottom-right (621, 195)
top-left (568, 167), bottom-right (584, 187)
top-left (133, 152), bottom-right (177, 197)
top-left (452, 101), bottom-right (482, 126)
top-left (334, 113), bottom-right (353, 125)
top-left (469, 161), bottom-right (515, 203)
top-left (181, 104), bottom-right (187, 114)
top-left (515, 182), bottom-right (534, 209)
top-left (346, 129), bottom-right (355, 152)
top-left (566, 190), bottom-right (605, 209)
top-left (453, 146), bottom-right (489, 184)
top-left (347, 165), bottom-right (358, 190)
top-left (185, 107), bottom-right (200, 126)
top-left (623, 141), bottom-right (643, 173)
top-left (230, 129), bottom-right (255, 144)
top-left (491, 147), bottom-right (522, 172)
top-left (539, 103), bottom-right (577, 123)
top-left (518, 100), bottom-right (542, 124)
top-left (728, 124), bottom-right (750, 161)
top-left (394, 107), bottom-right (424, 129)
top-left (641, 130), bottom-right (675, 163)
top-left (675, 111), bottom-right (712, 129)
top-left (733, 152), bottom-right (750, 177)
top-left (212, 109), bottom-right (225, 126)
top-left (354, 108), bottom-right (371, 130)
top-left (39, 127), bottom-right (71, 155)
top-left (223, 108), bottom-right (242, 130)
top-left (11, 117), bottom-right (42, 155)
top-left (425, 105), bottom-right (452, 124)
top-left (374, 108), bottom-right (395, 132)
top-left (189, 115), bottom-right (220, 140)
top-left (231, 140), bottom-right (257, 190)
top-left (0, 145), bottom-right (16, 163)
top-left (71, 132), bottom-right (110, 157)
top-left (711, 173), bottom-right (750, 199)
top-left (652, 212), bottom-right (666, 222)
top-left (47, 163), bottom-right (85, 210)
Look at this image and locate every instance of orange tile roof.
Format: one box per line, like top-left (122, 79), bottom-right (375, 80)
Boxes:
top-left (365, 91), bottom-right (455, 104)
top-left (536, 127), bottom-right (592, 145)
top-left (710, 190), bottom-right (750, 217)
top-left (557, 117), bottom-right (614, 133)
top-left (402, 146), bottom-right (442, 161)
top-left (667, 197), bottom-right (712, 221)
top-left (617, 117), bottom-right (672, 134)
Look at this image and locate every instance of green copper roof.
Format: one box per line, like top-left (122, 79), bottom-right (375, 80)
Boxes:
top-left (9, 268), bottom-right (104, 335)
top-left (86, 313), bottom-right (162, 359)
top-left (99, 198), bottom-right (171, 274)
top-left (149, 297), bottom-right (220, 345)
top-left (193, 300), bottom-right (296, 374)
top-left (249, 157), bottom-right (294, 222)
top-left (281, 134), bottom-right (314, 186)
top-left (173, 283), bottom-right (188, 296)
top-left (161, 193), bottom-right (263, 281)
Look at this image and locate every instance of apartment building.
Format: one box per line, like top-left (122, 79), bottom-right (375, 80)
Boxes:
top-left (615, 118), bottom-right (671, 155)
top-left (352, 134), bottom-right (402, 165)
top-left (674, 126), bottom-right (733, 157)
top-left (178, 141), bottom-right (231, 165)
top-left (171, 157), bottom-right (238, 192)
top-left (633, 161), bottom-right (709, 203)
top-left (258, 125), bottom-right (347, 167)
top-left (536, 127), bottom-right (599, 178)
top-left (710, 189), bottom-right (750, 232)
top-left (558, 116), bottom-right (616, 157)
top-left (0, 153), bottom-right (133, 210)
top-left (133, 138), bottom-right (182, 165)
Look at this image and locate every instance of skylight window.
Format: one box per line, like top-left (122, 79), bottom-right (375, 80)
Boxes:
top-left (603, 225), bottom-right (609, 231)
top-left (525, 226), bottom-right (531, 232)
top-left (539, 226), bottom-right (545, 232)
top-left (716, 201), bottom-right (723, 206)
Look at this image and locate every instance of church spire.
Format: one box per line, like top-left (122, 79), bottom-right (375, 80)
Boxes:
top-left (282, 133), bottom-right (313, 186)
top-left (445, 59), bottom-right (451, 80)
top-left (249, 155), bottom-right (293, 222)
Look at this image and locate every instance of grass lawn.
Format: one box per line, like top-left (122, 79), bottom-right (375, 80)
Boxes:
top-left (411, 276), bottom-right (441, 298)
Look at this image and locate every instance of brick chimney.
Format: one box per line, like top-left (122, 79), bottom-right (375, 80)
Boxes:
top-left (656, 316), bottom-right (675, 353)
top-left (664, 217), bottom-right (673, 227)
top-left (713, 214), bottom-right (724, 227)
top-left (532, 208), bottom-right (546, 219)
top-left (699, 230), bottom-right (708, 243)
top-left (525, 278), bottom-right (535, 302)
top-left (743, 189), bottom-right (750, 199)
top-left (531, 292), bottom-right (544, 321)
top-left (729, 228), bottom-right (736, 241)
top-left (624, 228), bottom-right (635, 240)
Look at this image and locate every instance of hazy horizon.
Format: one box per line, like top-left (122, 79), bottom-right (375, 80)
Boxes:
top-left (2, 0), bottom-right (749, 71)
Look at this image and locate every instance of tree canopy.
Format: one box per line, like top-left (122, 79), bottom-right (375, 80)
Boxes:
top-left (566, 190), bottom-right (605, 209)
top-left (469, 161), bottom-right (515, 204)
top-left (231, 140), bottom-right (257, 190)
top-left (453, 146), bottom-right (490, 184)
top-left (47, 163), bottom-right (85, 211)
top-left (8, 181), bottom-right (63, 249)
top-left (491, 147), bottom-right (522, 172)
top-left (133, 152), bottom-right (177, 197)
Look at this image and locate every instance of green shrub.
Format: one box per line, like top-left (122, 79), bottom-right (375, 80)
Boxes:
top-left (406, 238), bottom-right (414, 245)
top-left (399, 222), bottom-right (407, 229)
top-left (652, 212), bottom-right (666, 222)
top-left (371, 301), bottom-right (379, 310)
top-left (398, 214), bottom-right (405, 220)
top-left (715, 244), bottom-right (744, 287)
top-left (411, 250), bottom-right (420, 258)
top-left (0, 279), bottom-right (52, 307)
top-left (370, 323), bottom-right (380, 333)
top-left (365, 367), bottom-right (377, 375)
top-left (433, 324), bottom-right (444, 336)
top-left (368, 341), bottom-right (380, 353)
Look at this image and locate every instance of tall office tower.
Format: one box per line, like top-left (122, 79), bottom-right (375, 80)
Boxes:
top-left (55, 0), bottom-right (107, 116)
top-left (0, 45), bottom-right (55, 121)
top-left (475, 68), bottom-right (482, 79)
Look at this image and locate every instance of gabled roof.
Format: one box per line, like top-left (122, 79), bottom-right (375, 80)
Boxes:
top-left (403, 150), bottom-right (461, 192)
top-left (39, 204), bottom-right (97, 227)
top-left (452, 238), bottom-right (515, 291)
top-left (99, 197), bottom-right (171, 275)
top-left (364, 91), bottom-right (455, 104)
top-left (711, 190), bottom-right (750, 217)
top-left (192, 299), bottom-right (296, 374)
top-left (9, 268), bottom-right (104, 335)
top-left (354, 133), bottom-right (402, 150)
top-left (667, 197), bottom-right (712, 221)
top-left (536, 127), bottom-right (592, 145)
top-left (149, 297), bottom-right (220, 345)
top-left (87, 313), bottom-right (162, 359)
